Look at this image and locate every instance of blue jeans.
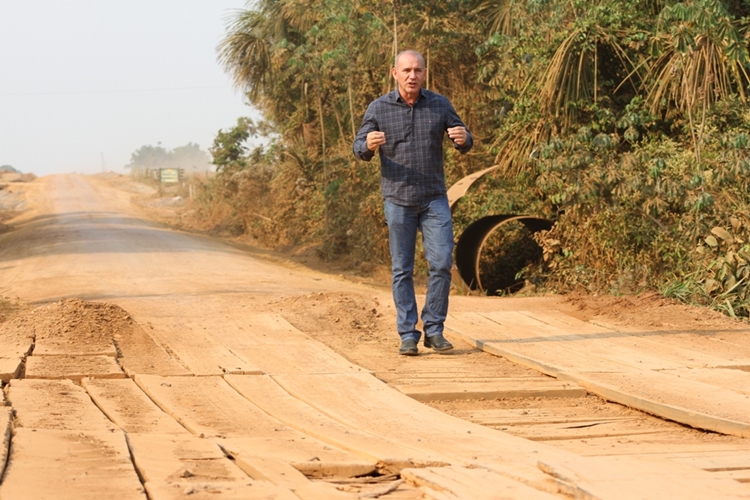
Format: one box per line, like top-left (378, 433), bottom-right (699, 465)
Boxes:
top-left (384, 197), bottom-right (453, 342)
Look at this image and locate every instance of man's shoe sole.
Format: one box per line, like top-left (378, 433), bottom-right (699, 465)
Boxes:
top-left (399, 349), bottom-right (418, 356)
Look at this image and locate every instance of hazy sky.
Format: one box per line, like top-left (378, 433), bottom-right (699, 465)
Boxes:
top-left (0, 1), bottom-right (259, 176)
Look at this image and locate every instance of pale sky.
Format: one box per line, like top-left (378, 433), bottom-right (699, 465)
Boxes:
top-left (0, 0), bottom-right (259, 176)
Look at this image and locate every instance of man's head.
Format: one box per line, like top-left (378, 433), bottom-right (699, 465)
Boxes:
top-left (392, 50), bottom-right (426, 102)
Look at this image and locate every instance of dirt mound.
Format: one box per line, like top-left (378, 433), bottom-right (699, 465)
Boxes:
top-left (4, 299), bottom-right (134, 349)
top-left (267, 292), bottom-right (387, 337)
top-left (561, 291), bottom-right (745, 330)
top-left (2, 299), bottom-right (189, 377)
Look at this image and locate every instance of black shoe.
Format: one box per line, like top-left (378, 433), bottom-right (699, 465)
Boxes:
top-left (424, 334), bottom-right (453, 352)
top-left (399, 339), bottom-right (418, 356)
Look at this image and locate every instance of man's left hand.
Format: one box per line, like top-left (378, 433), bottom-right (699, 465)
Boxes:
top-left (448, 126), bottom-right (468, 146)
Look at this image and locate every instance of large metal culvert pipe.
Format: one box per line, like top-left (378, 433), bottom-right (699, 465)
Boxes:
top-left (447, 166), bottom-right (554, 294)
top-left (454, 215), bottom-right (553, 294)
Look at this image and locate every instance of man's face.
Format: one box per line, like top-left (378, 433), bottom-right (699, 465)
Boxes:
top-left (392, 53), bottom-right (426, 98)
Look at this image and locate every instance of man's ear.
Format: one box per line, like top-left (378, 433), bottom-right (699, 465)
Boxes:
top-left (391, 67), bottom-right (397, 79)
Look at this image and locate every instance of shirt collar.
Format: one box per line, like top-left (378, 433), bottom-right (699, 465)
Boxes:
top-left (390, 88), bottom-right (425, 105)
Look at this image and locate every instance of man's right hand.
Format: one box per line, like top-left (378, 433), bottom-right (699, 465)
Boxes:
top-left (366, 131), bottom-right (386, 151)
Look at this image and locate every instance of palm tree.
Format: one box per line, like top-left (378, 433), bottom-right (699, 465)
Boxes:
top-left (643, 0), bottom-right (750, 161)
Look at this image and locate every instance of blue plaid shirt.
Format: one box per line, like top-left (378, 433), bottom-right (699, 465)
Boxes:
top-left (353, 89), bottom-right (473, 206)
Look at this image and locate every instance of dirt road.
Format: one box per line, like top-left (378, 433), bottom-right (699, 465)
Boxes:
top-left (0, 174), bottom-right (749, 499)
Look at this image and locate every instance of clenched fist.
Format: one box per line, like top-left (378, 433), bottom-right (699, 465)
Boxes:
top-left (367, 131), bottom-right (386, 151)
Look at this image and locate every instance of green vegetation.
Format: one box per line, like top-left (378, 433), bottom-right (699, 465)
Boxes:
top-left (198, 0), bottom-right (750, 317)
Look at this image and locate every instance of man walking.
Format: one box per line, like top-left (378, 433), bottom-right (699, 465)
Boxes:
top-left (353, 49), bottom-right (473, 355)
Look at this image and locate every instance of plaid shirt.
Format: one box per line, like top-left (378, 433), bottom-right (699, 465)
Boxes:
top-left (353, 89), bottom-right (473, 206)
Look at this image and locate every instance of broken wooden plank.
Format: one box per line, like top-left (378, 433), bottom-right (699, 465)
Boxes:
top-left (8, 378), bottom-right (117, 432)
top-left (219, 438), bottom-right (376, 479)
top-left (82, 378), bottom-right (188, 434)
top-left (0, 428), bottom-right (146, 500)
top-left (25, 354), bottom-right (125, 381)
top-left (228, 454), bottom-right (361, 500)
top-left (271, 372), bottom-right (572, 493)
top-left (395, 378), bottom-right (586, 402)
top-left (126, 433), bottom-right (296, 500)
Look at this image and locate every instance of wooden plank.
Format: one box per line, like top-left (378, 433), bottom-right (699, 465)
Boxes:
top-left (588, 315), bottom-right (750, 364)
top-left (214, 314), bottom-right (367, 375)
top-left (504, 420), bottom-right (665, 442)
top-left (0, 406), bottom-right (10, 477)
top-left (387, 374), bottom-right (545, 383)
top-left (33, 328), bottom-right (117, 357)
top-left (567, 371), bottom-right (750, 438)
top-left (445, 312), bottom-right (621, 376)
top-left (0, 428), bottom-right (146, 500)
top-left (144, 328), bottom-right (262, 376)
top-left (25, 354), bottom-right (125, 381)
top-left (82, 378), bottom-right (188, 434)
top-left (395, 378), bottom-right (586, 402)
top-left (448, 312), bottom-right (750, 440)
top-left (452, 408), bottom-right (637, 427)
top-left (643, 450), bottom-right (750, 472)
top-left (220, 438), bottom-right (376, 479)
top-left (537, 454), bottom-right (750, 499)
top-left (224, 374), bottom-right (448, 473)
top-left (228, 455), bottom-right (354, 500)
top-left (658, 367), bottom-right (750, 397)
top-left (8, 379), bottom-right (117, 432)
top-left (544, 432), bottom-right (750, 457)
top-left (273, 372), bottom-right (750, 496)
top-left (134, 375), bottom-right (377, 469)
top-left (523, 309), bottom-right (750, 369)
top-left (126, 433), bottom-right (297, 500)
top-left (134, 374), bottom-right (283, 438)
top-left (401, 465), bottom-right (562, 500)
top-left (710, 469), bottom-right (750, 483)
top-left (481, 311), bottom-right (687, 371)
top-left (0, 319), bottom-right (34, 382)
top-left (114, 322), bottom-right (190, 377)
top-left (271, 372), bottom-right (572, 492)
top-left (0, 358), bottom-right (24, 383)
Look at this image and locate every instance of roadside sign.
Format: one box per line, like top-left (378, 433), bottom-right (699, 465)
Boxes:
top-left (160, 168), bottom-right (180, 183)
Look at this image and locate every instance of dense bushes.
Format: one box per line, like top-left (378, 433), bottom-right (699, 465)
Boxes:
top-left (196, 0), bottom-right (750, 317)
